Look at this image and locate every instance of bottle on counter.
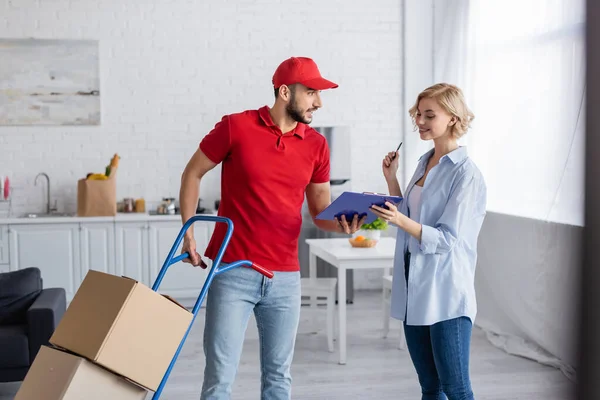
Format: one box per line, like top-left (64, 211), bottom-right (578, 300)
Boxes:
top-left (3, 176), bottom-right (9, 200)
top-left (135, 198), bottom-right (145, 213)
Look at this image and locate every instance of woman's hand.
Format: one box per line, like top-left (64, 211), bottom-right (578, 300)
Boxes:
top-left (370, 201), bottom-right (401, 226)
top-left (371, 201), bottom-right (423, 241)
top-left (382, 151), bottom-right (399, 182)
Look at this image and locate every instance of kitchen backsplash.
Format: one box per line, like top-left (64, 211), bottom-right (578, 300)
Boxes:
top-left (0, 0), bottom-right (402, 218)
top-left (0, 161), bottom-right (223, 218)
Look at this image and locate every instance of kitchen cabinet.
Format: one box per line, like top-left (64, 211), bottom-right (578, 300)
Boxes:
top-left (114, 219), bottom-right (216, 305)
top-left (115, 222), bottom-right (150, 286)
top-left (2, 214), bottom-right (217, 304)
top-left (148, 221), bottom-right (212, 305)
top-left (0, 224), bottom-right (9, 266)
top-left (80, 222), bottom-right (115, 276)
top-left (9, 224), bottom-right (81, 301)
top-left (114, 221), bottom-right (212, 302)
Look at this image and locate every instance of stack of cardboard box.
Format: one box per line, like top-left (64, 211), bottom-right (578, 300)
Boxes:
top-left (15, 270), bottom-right (194, 400)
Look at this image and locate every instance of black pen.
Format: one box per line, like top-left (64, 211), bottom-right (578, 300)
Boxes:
top-left (391, 141), bottom-right (403, 160)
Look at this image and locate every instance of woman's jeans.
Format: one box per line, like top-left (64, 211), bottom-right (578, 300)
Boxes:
top-left (404, 252), bottom-right (475, 400)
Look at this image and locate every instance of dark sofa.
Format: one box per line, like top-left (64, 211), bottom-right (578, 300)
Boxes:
top-left (0, 267), bottom-right (66, 382)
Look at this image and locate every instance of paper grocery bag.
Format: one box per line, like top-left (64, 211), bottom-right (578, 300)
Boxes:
top-left (77, 168), bottom-right (117, 217)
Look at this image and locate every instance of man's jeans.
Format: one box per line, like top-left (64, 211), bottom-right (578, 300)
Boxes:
top-left (200, 266), bottom-right (301, 400)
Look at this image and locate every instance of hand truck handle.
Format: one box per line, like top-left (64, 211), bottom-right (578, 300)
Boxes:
top-left (246, 262), bottom-right (274, 279)
top-left (172, 252), bottom-right (274, 279)
top-left (152, 215), bottom-right (274, 292)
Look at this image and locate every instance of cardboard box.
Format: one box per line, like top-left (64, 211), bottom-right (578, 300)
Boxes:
top-left (15, 345), bottom-right (147, 400)
top-left (50, 270), bottom-right (193, 391)
top-left (76, 168), bottom-right (117, 217)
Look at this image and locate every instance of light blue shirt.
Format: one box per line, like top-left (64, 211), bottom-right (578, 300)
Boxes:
top-left (390, 146), bottom-right (487, 326)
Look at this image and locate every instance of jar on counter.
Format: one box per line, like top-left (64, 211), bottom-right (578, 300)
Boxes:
top-left (164, 198), bottom-right (176, 215)
top-left (157, 198), bottom-right (176, 215)
top-left (123, 198), bottom-right (134, 213)
top-left (135, 198), bottom-right (145, 213)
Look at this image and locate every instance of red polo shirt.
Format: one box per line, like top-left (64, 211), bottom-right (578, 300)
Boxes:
top-left (199, 106), bottom-right (330, 272)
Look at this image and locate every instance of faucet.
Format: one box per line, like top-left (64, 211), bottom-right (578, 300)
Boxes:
top-left (34, 172), bottom-right (57, 214)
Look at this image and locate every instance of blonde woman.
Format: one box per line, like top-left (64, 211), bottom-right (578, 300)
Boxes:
top-left (371, 83), bottom-right (487, 400)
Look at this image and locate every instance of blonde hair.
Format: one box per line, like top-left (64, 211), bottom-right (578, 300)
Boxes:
top-left (408, 83), bottom-right (474, 138)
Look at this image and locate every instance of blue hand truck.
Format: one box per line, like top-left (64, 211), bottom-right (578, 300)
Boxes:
top-left (149, 215), bottom-right (274, 399)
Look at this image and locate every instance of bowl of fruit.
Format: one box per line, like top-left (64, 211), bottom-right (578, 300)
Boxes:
top-left (348, 235), bottom-right (378, 248)
top-left (348, 218), bottom-right (388, 248)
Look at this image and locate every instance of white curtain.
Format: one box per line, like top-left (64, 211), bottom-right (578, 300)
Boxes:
top-left (432, 0), bottom-right (470, 89)
top-left (431, 0), bottom-right (585, 381)
top-left (465, 0), bottom-right (586, 227)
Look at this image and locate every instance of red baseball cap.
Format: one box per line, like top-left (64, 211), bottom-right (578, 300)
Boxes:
top-left (272, 57), bottom-right (339, 90)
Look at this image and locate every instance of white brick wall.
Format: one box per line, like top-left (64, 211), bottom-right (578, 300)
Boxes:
top-left (0, 0), bottom-right (403, 288)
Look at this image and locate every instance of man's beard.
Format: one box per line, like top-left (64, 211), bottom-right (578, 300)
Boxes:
top-left (285, 94), bottom-right (312, 124)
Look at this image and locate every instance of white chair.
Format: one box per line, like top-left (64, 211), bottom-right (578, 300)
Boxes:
top-left (382, 274), bottom-right (406, 350)
top-left (301, 277), bottom-right (337, 352)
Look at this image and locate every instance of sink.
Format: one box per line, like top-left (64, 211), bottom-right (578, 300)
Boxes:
top-left (20, 212), bottom-right (74, 218)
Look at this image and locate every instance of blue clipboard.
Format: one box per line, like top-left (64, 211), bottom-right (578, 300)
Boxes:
top-left (316, 191), bottom-right (403, 225)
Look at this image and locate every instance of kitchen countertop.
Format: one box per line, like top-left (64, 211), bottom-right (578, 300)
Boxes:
top-left (0, 211), bottom-right (218, 225)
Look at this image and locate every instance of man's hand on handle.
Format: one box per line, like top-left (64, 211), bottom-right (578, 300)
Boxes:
top-left (182, 236), bottom-right (208, 269)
